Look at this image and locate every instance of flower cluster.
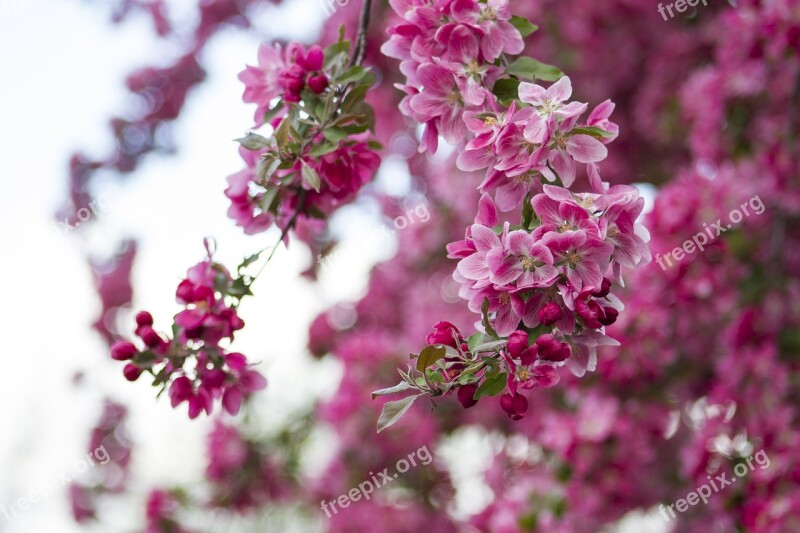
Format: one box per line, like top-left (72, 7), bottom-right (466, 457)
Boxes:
top-left (227, 36), bottom-right (382, 236)
top-left (374, 4), bottom-right (651, 427)
top-left (383, 0), bottom-right (524, 152)
top-left (110, 248), bottom-right (266, 419)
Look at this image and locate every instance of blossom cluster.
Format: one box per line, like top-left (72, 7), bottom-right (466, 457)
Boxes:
top-left (374, 1), bottom-right (651, 427)
top-left (110, 249), bottom-right (266, 419)
top-left (226, 38), bottom-right (382, 236)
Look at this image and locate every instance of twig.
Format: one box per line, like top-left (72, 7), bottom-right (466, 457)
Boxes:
top-left (350, 0), bottom-right (373, 67)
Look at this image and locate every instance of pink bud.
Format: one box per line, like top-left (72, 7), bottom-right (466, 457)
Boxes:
top-left (591, 278), bottom-right (612, 298)
top-left (123, 364), bottom-right (143, 382)
top-left (308, 74), bottom-right (329, 94)
top-left (111, 341), bottom-right (138, 361)
top-left (176, 279), bottom-right (194, 303)
top-left (599, 306), bottom-right (619, 326)
top-left (538, 302), bottom-right (563, 326)
top-left (135, 311), bottom-right (154, 327)
top-left (425, 321), bottom-right (462, 349)
top-left (536, 334), bottom-right (571, 362)
top-left (305, 45), bottom-right (324, 71)
top-left (457, 383), bottom-right (479, 409)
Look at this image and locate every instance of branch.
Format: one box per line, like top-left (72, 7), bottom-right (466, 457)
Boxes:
top-left (350, 0), bottom-right (373, 67)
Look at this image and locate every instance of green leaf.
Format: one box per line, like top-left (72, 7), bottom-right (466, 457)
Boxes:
top-left (372, 381), bottom-right (414, 399)
top-left (274, 118), bottom-right (291, 151)
top-left (510, 15), bottom-right (538, 38)
top-left (521, 191), bottom-right (535, 229)
top-left (322, 127), bottom-right (349, 143)
top-left (367, 140), bottom-right (384, 151)
top-left (235, 132), bottom-right (271, 151)
top-left (506, 57), bottom-right (564, 82)
top-left (481, 298), bottom-right (499, 338)
top-left (338, 65), bottom-right (368, 84)
top-left (238, 252), bottom-right (262, 272)
top-left (474, 372), bottom-right (508, 400)
top-left (301, 163), bottom-right (321, 192)
top-left (492, 78), bottom-right (520, 104)
top-left (133, 351), bottom-right (160, 369)
top-left (416, 344), bottom-right (447, 372)
top-left (309, 142), bottom-right (338, 157)
top-left (341, 85), bottom-right (369, 113)
top-left (570, 126), bottom-right (615, 139)
top-left (257, 156), bottom-right (281, 183)
top-left (377, 394), bottom-right (422, 433)
top-left (467, 332), bottom-right (484, 354)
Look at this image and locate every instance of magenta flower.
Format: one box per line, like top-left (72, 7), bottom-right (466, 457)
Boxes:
top-left (410, 63), bottom-right (467, 144)
top-left (487, 230), bottom-right (559, 288)
top-left (451, 0), bottom-right (523, 61)
top-left (519, 77), bottom-right (588, 144)
top-left (542, 230), bottom-right (613, 291)
top-left (456, 224), bottom-right (502, 285)
top-left (238, 43), bottom-right (286, 126)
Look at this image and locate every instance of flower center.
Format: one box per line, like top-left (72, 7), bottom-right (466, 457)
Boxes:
top-left (517, 368), bottom-right (529, 380)
top-left (498, 292), bottom-right (511, 305)
top-left (551, 130), bottom-right (568, 150)
top-left (608, 226), bottom-right (620, 237)
top-left (565, 251), bottom-right (582, 265)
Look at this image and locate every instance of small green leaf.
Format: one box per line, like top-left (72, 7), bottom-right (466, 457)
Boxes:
top-left (474, 372), bottom-right (508, 400)
top-left (377, 394), bottom-right (422, 433)
top-left (238, 252), bottom-right (262, 272)
top-left (235, 132), bottom-right (271, 151)
top-left (416, 344), bottom-right (447, 372)
top-left (467, 332), bottom-right (484, 354)
top-left (481, 298), bottom-right (499, 338)
top-left (338, 65), bottom-right (368, 84)
top-left (342, 85), bottom-right (369, 113)
top-left (510, 15), bottom-right (539, 38)
top-left (257, 156), bottom-right (280, 183)
top-left (301, 163), bottom-right (321, 192)
top-left (309, 142), bottom-right (338, 157)
top-left (492, 78), bottom-right (520, 104)
top-left (570, 126), bottom-right (615, 139)
top-left (367, 140), bottom-right (384, 151)
top-left (133, 351), bottom-right (160, 369)
top-left (372, 381), bottom-right (414, 399)
top-left (506, 57), bottom-right (564, 82)
top-left (322, 127), bottom-right (348, 143)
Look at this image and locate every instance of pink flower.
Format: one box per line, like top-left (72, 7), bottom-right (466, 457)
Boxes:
top-left (410, 63), bottom-right (468, 145)
top-left (542, 230), bottom-right (613, 291)
top-left (486, 230), bottom-right (559, 288)
top-left (499, 391), bottom-right (528, 420)
top-left (451, 0), bottom-right (524, 61)
top-left (238, 43), bottom-right (286, 126)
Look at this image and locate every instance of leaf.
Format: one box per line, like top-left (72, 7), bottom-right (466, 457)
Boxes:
top-left (235, 132), bottom-right (271, 151)
top-left (521, 191), bottom-right (535, 229)
top-left (274, 118), bottom-right (291, 151)
top-left (322, 127), bottom-right (349, 143)
top-left (338, 65), bottom-right (368, 84)
top-left (377, 394), bottom-right (422, 433)
top-left (301, 163), bottom-right (321, 192)
top-left (367, 140), bottom-right (384, 151)
top-left (309, 142), bottom-right (338, 157)
top-left (416, 344), bottom-right (447, 372)
top-left (481, 298), bottom-right (499, 338)
top-left (257, 156), bottom-right (281, 183)
top-left (474, 340), bottom-right (507, 352)
top-left (467, 332), bottom-right (484, 354)
top-left (238, 252), bottom-right (262, 272)
top-left (570, 126), bottom-right (615, 139)
top-left (474, 372), bottom-right (508, 400)
top-left (371, 381), bottom-right (413, 399)
top-left (341, 85), bottom-right (369, 113)
top-left (510, 15), bottom-right (539, 38)
top-left (492, 78), bottom-right (520, 104)
top-left (133, 351), bottom-right (160, 369)
top-left (506, 57), bottom-right (564, 82)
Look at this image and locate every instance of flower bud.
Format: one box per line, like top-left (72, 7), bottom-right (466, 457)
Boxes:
top-left (500, 392), bottom-right (528, 420)
top-left (111, 341), bottom-right (138, 361)
top-left (123, 364), bottom-right (143, 382)
top-left (536, 334), bottom-right (571, 362)
top-left (457, 383), bottom-right (479, 409)
top-left (139, 326), bottom-right (164, 348)
top-left (135, 311), bottom-right (154, 327)
top-left (538, 302), bottom-right (563, 326)
top-left (308, 74), bottom-right (329, 94)
top-left (506, 330), bottom-right (529, 358)
top-left (305, 45), bottom-right (325, 71)
top-left (425, 321), bottom-right (462, 349)
top-left (591, 278), bottom-right (612, 298)
top-left (599, 306), bottom-right (619, 326)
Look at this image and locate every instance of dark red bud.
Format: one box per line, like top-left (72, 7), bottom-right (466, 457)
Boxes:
top-left (538, 302), bottom-right (563, 326)
top-left (135, 311), bottom-right (154, 327)
top-left (500, 392), bottom-right (528, 420)
top-left (457, 384), bottom-right (479, 409)
top-left (111, 341), bottom-right (138, 361)
top-left (308, 74), bottom-right (329, 94)
top-left (506, 330), bottom-right (529, 359)
top-left (599, 306), bottom-right (619, 326)
top-left (123, 364), bottom-right (143, 382)
top-left (591, 278), bottom-right (612, 298)
top-left (139, 326), bottom-right (164, 348)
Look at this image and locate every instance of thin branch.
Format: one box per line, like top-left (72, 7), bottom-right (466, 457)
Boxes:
top-left (350, 0), bottom-right (373, 67)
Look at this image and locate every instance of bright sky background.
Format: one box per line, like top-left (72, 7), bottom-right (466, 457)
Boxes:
top-left (0, 0), bottom-right (662, 531)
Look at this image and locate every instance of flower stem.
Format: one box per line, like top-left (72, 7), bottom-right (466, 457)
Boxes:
top-left (350, 0), bottom-right (373, 67)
